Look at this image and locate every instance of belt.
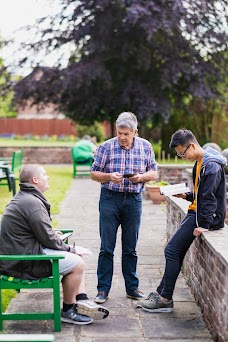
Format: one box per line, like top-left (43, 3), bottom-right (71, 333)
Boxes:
top-left (104, 188), bottom-right (140, 195)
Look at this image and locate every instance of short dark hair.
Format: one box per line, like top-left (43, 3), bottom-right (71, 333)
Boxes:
top-left (19, 164), bottom-right (43, 183)
top-left (169, 129), bottom-right (198, 148)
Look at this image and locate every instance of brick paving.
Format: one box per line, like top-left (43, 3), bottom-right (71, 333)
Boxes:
top-left (3, 177), bottom-right (213, 341)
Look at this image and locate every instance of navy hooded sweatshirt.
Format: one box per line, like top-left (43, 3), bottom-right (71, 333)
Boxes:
top-left (185, 147), bottom-right (227, 229)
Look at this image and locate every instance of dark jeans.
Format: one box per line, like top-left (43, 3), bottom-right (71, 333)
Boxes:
top-left (157, 212), bottom-right (196, 300)
top-left (97, 187), bottom-right (142, 294)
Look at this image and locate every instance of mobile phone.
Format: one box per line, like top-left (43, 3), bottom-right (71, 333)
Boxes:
top-left (123, 173), bottom-right (134, 178)
top-left (59, 232), bottom-right (73, 240)
top-left (123, 169), bottom-right (140, 178)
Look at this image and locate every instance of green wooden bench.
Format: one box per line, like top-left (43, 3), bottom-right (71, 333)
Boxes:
top-left (0, 150), bottom-right (23, 196)
top-left (0, 229), bottom-right (73, 332)
top-left (71, 148), bottom-right (93, 178)
top-left (0, 334), bottom-right (55, 341)
top-left (0, 255), bottom-right (64, 332)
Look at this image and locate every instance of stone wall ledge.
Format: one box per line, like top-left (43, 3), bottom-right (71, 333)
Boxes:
top-left (158, 163), bottom-right (191, 168)
top-left (168, 195), bottom-right (228, 267)
top-left (202, 227), bottom-right (228, 268)
top-left (166, 196), bottom-right (228, 342)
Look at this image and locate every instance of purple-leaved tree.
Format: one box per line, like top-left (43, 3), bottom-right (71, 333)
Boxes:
top-left (3, 0), bottom-right (228, 137)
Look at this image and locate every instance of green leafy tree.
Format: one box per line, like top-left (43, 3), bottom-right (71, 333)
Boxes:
top-left (161, 51), bottom-right (228, 152)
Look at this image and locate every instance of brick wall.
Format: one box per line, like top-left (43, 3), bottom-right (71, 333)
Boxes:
top-left (0, 146), bottom-right (72, 164)
top-left (0, 118), bottom-right (76, 136)
top-left (166, 197), bottom-right (228, 342)
top-left (0, 118), bottom-right (112, 139)
top-left (157, 164), bottom-right (192, 185)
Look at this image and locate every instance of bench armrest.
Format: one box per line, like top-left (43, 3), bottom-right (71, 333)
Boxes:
top-left (0, 255), bottom-right (65, 261)
top-left (58, 229), bottom-right (74, 234)
top-left (54, 229), bottom-right (74, 243)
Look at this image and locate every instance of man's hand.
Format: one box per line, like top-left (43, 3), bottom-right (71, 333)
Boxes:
top-left (129, 173), bottom-right (142, 183)
top-left (173, 193), bottom-right (187, 199)
top-left (55, 230), bottom-right (63, 236)
top-left (193, 227), bottom-right (209, 236)
top-left (110, 172), bottom-right (123, 184)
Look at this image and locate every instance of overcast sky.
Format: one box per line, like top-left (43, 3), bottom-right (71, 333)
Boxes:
top-left (0, 0), bottom-right (55, 37)
top-left (0, 0), bottom-right (64, 74)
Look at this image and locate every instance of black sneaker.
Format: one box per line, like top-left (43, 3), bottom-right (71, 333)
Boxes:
top-left (94, 291), bottom-right (109, 304)
top-left (126, 289), bottom-right (147, 300)
top-left (76, 299), bottom-right (109, 320)
top-left (61, 305), bottom-right (93, 325)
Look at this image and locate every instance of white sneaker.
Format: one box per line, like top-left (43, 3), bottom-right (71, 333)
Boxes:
top-left (76, 299), bottom-right (109, 320)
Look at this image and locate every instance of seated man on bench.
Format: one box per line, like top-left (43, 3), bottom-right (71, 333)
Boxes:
top-left (0, 164), bottom-right (109, 325)
top-left (72, 135), bottom-right (97, 164)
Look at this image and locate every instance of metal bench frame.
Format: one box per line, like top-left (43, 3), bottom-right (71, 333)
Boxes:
top-left (0, 150), bottom-right (23, 196)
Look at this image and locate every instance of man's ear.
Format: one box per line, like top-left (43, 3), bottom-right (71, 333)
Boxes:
top-left (32, 176), bottom-right (38, 184)
top-left (134, 129), bottom-right (138, 136)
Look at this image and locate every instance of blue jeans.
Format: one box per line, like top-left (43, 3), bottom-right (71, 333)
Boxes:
top-left (97, 187), bottom-right (142, 294)
top-left (157, 212), bottom-right (196, 300)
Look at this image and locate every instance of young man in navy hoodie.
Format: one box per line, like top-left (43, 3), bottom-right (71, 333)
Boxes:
top-left (139, 129), bottom-right (227, 313)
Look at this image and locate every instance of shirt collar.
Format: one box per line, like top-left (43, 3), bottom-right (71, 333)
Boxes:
top-left (119, 137), bottom-right (136, 150)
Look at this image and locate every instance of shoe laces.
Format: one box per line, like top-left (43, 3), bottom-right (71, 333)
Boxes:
top-left (98, 291), bottom-right (106, 295)
top-left (147, 292), bottom-right (159, 301)
top-left (70, 304), bottom-right (80, 318)
top-left (134, 289), bottom-right (143, 294)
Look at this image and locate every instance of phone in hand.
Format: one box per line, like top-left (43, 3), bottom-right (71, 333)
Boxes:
top-left (123, 168), bottom-right (140, 178)
top-left (123, 173), bottom-right (134, 178)
top-left (59, 232), bottom-right (73, 241)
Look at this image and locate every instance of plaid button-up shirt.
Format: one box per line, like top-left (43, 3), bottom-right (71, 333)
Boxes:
top-left (91, 137), bottom-right (157, 193)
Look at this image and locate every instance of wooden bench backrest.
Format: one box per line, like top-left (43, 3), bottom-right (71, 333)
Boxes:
top-left (0, 254), bottom-right (64, 332)
top-left (11, 150), bottom-right (23, 173)
top-left (0, 334), bottom-right (55, 341)
top-left (71, 148), bottom-right (93, 178)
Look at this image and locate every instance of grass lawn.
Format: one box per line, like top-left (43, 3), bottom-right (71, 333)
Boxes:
top-left (0, 165), bottom-right (73, 313)
top-left (0, 165), bottom-right (72, 217)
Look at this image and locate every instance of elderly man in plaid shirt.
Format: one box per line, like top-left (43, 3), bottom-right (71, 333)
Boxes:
top-left (91, 112), bottom-right (158, 304)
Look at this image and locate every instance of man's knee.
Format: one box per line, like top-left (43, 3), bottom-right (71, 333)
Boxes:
top-left (60, 252), bottom-right (85, 276)
top-left (165, 243), bottom-right (176, 259)
top-left (72, 256), bottom-right (85, 272)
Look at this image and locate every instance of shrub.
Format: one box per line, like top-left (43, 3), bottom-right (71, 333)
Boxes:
top-left (146, 180), bottom-right (169, 187)
top-left (77, 122), bottom-right (106, 142)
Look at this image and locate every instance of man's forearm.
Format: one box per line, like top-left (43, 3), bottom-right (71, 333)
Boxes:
top-left (91, 171), bottom-right (111, 183)
top-left (91, 170), bottom-right (158, 183)
top-left (140, 170), bottom-right (158, 183)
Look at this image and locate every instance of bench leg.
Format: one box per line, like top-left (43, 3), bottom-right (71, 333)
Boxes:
top-left (9, 175), bottom-right (16, 196)
top-left (0, 289), bottom-right (3, 331)
top-left (52, 261), bottom-right (61, 332)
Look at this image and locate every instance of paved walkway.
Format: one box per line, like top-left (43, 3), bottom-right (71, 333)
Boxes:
top-left (3, 178), bottom-right (213, 341)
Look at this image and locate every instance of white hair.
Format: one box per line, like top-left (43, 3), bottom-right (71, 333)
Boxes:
top-left (116, 112), bottom-right (138, 132)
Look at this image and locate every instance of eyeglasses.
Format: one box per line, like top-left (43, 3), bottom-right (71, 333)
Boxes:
top-left (176, 144), bottom-right (191, 158)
